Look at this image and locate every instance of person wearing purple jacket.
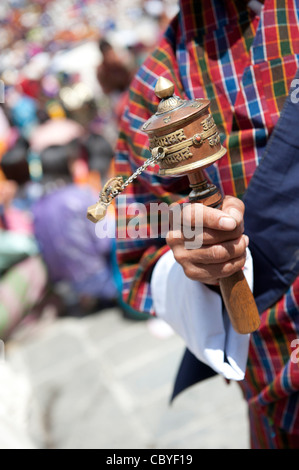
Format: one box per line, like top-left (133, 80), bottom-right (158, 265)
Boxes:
top-left (32, 143), bottom-right (117, 315)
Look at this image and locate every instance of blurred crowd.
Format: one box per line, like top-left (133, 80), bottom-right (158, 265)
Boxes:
top-left (0, 0), bottom-right (178, 341)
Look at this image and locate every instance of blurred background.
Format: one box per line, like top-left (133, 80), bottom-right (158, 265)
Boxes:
top-left (0, 0), bottom-right (249, 450)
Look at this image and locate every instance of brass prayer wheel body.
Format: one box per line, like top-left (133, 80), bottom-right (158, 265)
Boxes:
top-left (142, 77), bottom-right (227, 176)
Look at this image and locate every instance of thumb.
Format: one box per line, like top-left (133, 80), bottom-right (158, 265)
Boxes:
top-left (221, 195), bottom-right (245, 226)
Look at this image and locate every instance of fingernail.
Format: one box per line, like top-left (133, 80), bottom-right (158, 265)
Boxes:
top-left (219, 217), bottom-right (237, 230)
top-left (244, 235), bottom-right (249, 247)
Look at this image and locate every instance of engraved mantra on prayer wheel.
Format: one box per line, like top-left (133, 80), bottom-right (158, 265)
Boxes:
top-left (142, 77), bottom-right (226, 180)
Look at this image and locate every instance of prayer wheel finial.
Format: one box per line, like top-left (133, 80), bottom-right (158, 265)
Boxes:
top-left (154, 77), bottom-right (175, 99)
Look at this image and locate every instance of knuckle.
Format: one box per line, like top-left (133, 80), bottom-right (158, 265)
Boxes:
top-left (224, 237), bottom-right (247, 260)
top-left (183, 264), bottom-right (198, 280)
top-left (219, 263), bottom-right (234, 278)
top-left (220, 254), bottom-right (246, 277)
top-left (240, 236), bottom-right (247, 253)
top-left (236, 198), bottom-right (245, 214)
top-left (166, 229), bottom-right (182, 246)
top-left (223, 197), bottom-right (245, 223)
top-left (225, 195), bottom-right (245, 212)
top-left (211, 244), bottom-right (225, 261)
top-left (240, 199), bottom-right (245, 213)
top-left (234, 237), bottom-right (247, 259)
top-left (235, 221), bottom-right (245, 236)
top-left (173, 248), bottom-right (187, 266)
top-left (183, 264), bottom-right (213, 283)
top-left (239, 252), bottom-right (247, 267)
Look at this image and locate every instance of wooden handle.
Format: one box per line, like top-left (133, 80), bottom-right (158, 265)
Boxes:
top-left (188, 170), bottom-right (260, 334)
top-left (219, 271), bottom-right (260, 334)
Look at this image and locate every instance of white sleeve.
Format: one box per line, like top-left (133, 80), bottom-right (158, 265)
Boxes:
top-left (151, 248), bottom-right (254, 381)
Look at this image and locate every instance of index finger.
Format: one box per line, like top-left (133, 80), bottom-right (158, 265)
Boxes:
top-left (177, 202), bottom-right (237, 231)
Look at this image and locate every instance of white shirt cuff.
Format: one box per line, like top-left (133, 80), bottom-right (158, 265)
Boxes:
top-left (151, 248), bottom-right (254, 381)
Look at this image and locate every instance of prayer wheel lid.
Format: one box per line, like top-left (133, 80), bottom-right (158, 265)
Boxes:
top-left (142, 77), bottom-right (210, 134)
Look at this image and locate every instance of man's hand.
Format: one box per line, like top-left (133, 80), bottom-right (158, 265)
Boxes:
top-left (166, 195), bottom-right (248, 285)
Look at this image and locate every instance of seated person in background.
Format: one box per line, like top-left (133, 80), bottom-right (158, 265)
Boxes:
top-left (0, 136), bottom-right (36, 233)
top-left (0, 165), bottom-right (47, 340)
top-left (31, 142), bottom-right (118, 316)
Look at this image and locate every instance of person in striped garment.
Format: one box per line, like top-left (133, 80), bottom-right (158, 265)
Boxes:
top-left (114, 0), bottom-right (299, 448)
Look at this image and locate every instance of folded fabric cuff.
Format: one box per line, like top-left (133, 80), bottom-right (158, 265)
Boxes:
top-left (151, 248), bottom-right (254, 381)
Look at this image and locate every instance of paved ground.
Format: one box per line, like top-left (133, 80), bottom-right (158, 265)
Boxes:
top-left (0, 307), bottom-right (250, 449)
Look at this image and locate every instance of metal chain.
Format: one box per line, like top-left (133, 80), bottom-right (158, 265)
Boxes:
top-left (89, 148), bottom-right (166, 223)
top-left (121, 150), bottom-right (164, 190)
top-left (109, 148), bottom-right (165, 200)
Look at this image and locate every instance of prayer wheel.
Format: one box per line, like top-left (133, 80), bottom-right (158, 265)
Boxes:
top-left (87, 77), bottom-right (261, 334)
